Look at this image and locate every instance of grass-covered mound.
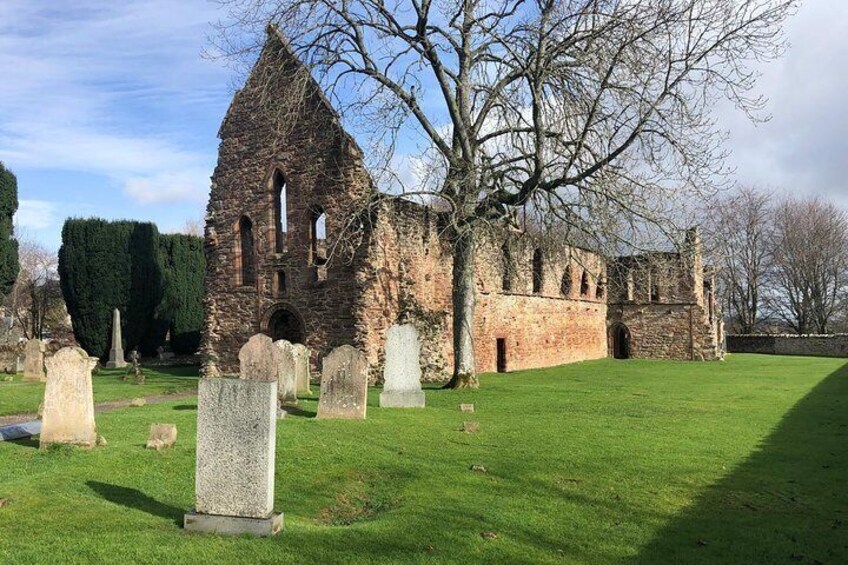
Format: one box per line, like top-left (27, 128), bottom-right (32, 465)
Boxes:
top-left (0, 354), bottom-right (845, 563)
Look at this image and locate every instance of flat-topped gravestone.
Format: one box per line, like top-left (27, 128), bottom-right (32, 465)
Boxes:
top-left (379, 324), bottom-right (425, 408)
top-left (107, 308), bottom-right (126, 368)
top-left (292, 344), bottom-right (312, 395)
top-left (274, 340), bottom-right (298, 406)
top-left (317, 345), bottom-right (369, 420)
top-left (185, 377), bottom-right (282, 536)
top-left (239, 334), bottom-right (282, 382)
top-left (39, 347), bottom-right (98, 449)
top-left (23, 338), bottom-right (46, 382)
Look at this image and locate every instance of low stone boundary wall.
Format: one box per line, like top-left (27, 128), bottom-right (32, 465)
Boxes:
top-left (727, 334), bottom-right (848, 358)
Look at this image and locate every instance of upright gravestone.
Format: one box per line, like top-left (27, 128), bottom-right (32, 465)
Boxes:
top-left (317, 345), bottom-right (369, 420)
top-left (292, 344), bottom-right (312, 395)
top-left (39, 347), bottom-right (98, 449)
top-left (239, 334), bottom-right (282, 383)
top-left (23, 338), bottom-right (46, 382)
top-left (106, 309), bottom-right (126, 368)
top-left (184, 377), bottom-right (282, 536)
top-left (379, 324), bottom-right (426, 408)
top-left (274, 340), bottom-right (298, 406)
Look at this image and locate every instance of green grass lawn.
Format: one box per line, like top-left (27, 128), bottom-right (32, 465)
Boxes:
top-left (0, 354), bottom-right (845, 564)
top-left (0, 367), bottom-right (199, 417)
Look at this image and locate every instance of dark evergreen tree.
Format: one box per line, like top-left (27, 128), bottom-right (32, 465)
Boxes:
top-left (158, 234), bottom-right (205, 354)
top-left (0, 162), bottom-right (20, 296)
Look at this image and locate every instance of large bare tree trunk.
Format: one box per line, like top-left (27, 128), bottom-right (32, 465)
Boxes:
top-left (445, 231), bottom-right (478, 389)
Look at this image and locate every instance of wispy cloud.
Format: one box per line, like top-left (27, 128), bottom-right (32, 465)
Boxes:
top-left (15, 199), bottom-right (58, 230)
top-left (124, 168), bottom-right (211, 205)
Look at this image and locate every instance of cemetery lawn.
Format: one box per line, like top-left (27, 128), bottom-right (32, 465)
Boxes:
top-left (1, 354), bottom-right (846, 564)
top-left (0, 367), bottom-right (198, 417)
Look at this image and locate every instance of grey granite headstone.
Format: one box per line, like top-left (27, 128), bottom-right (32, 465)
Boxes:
top-left (40, 347), bottom-right (98, 448)
top-left (379, 324), bottom-right (425, 408)
top-left (274, 340), bottom-right (298, 406)
top-left (186, 377), bottom-right (282, 536)
top-left (106, 309), bottom-right (126, 368)
top-left (292, 344), bottom-right (312, 395)
top-left (317, 345), bottom-right (368, 420)
top-left (239, 334), bottom-right (282, 382)
top-left (23, 338), bottom-right (46, 382)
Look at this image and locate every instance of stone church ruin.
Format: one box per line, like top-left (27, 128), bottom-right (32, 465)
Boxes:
top-left (201, 27), bottom-right (723, 381)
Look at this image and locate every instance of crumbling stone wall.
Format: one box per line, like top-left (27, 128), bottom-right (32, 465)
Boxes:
top-left (727, 334), bottom-right (848, 357)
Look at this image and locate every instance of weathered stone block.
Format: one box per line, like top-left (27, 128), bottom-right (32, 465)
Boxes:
top-left (274, 340), bottom-right (298, 406)
top-left (39, 347), bottom-right (98, 448)
top-left (194, 378), bottom-right (278, 519)
top-left (23, 338), bottom-right (45, 382)
top-left (292, 344), bottom-right (312, 395)
top-left (460, 404), bottom-right (475, 413)
top-left (184, 511), bottom-right (283, 537)
top-left (379, 324), bottom-right (425, 408)
top-left (146, 423), bottom-right (177, 450)
top-left (239, 334), bottom-right (282, 382)
top-left (317, 345), bottom-right (368, 420)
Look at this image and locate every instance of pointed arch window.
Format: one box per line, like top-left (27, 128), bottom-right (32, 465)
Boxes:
top-left (532, 248), bottom-right (543, 294)
top-left (580, 270), bottom-right (590, 297)
top-left (239, 215), bottom-right (256, 286)
top-left (501, 242), bottom-right (512, 292)
top-left (272, 170), bottom-right (287, 253)
top-left (561, 265), bottom-right (573, 297)
top-left (310, 207), bottom-right (327, 266)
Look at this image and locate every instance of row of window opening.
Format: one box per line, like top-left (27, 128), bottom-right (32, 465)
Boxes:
top-left (501, 246), bottom-right (605, 300)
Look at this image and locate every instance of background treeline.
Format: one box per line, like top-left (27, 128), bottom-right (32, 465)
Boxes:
top-left (58, 218), bottom-right (204, 359)
top-left (703, 188), bottom-right (848, 334)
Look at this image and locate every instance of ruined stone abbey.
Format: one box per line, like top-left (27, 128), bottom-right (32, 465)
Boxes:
top-left (201, 28), bottom-right (723, 380)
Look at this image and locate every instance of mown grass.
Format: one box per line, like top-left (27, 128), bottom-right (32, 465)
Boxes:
top-left (0, 354), bottom-right (845, 564)
top-left (0, 367), bottom-right (198, 417)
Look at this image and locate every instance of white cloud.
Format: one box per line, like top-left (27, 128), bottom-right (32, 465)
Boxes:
top-left (15, 199), bottom-right (58, 230)
top-left (124, 169), bottom-right (210, 205)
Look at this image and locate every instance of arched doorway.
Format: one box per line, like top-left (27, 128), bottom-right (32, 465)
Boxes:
top-left (266, 306), bottom-right (305, 344)
top-left (613, 324), bottom-right (631, 360)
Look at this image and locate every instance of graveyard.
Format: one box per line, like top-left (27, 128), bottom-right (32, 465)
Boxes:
top-left (1, 354), bottom-right (846, 563)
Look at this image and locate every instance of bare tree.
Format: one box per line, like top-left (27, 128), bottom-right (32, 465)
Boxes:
top-left (181, 218), bottom-right (204, 237)
top-left (702, 186), bottom-right (772, 333)
top-left (6, 237), bottom-right (66, 340)
top-left (770, 197), bottom-right (848, 334)
top-left (211, 0), bottom-right (797, 387)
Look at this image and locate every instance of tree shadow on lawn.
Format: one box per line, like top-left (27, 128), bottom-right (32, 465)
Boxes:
top-left (87, 481), bottom-right (184, 526)
top-left (631, 362), bottom-right (848, 564)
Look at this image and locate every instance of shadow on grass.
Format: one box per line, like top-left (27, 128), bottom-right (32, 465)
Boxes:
top-left (281, 406), bottom-right (317, 418)
top-left (8, 436), bottom-right (39, 449)
top-left (148, 366), bottom-right (201, 378)
top-left (172, 405), bottom-right (196, 411)
top-left (87, 481), bottom-right (184, 526)
top-left (630, 362), bottom-right (848, 564)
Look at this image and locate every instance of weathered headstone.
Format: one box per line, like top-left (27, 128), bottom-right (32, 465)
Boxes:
top-left (292, 344), bottom-right (312, 395)
top-left (146, 423), bottom-right (177, 450)
top-left (106, 309), bottom-right (126, 368)
top-left (39, 347), bottom-right (98, 449)
top-left (460, 404), bottom-right (475, 413)
top-left (184, 377), bottom-right (282, 536)
top-left (23, 338), bottom-right (46, 382)
top-left (317, 345), bottom-right (369, 420)
top-left (379, 324), bottom-right (425, 408)
top-left (239, 334), bottom-right (282, 382)
top-left (274, 340), bottom-right (298, 406)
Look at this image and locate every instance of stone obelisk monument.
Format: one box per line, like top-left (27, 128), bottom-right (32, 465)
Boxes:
top-left (106, 308), bottom-right (126, 368)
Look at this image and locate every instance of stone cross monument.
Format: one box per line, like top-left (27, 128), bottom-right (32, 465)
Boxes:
top-left (107, 308), bottom-right (126, 368)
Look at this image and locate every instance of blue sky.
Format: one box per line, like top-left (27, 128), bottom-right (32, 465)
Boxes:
top-left (1, 1), bottom-right (846, 251)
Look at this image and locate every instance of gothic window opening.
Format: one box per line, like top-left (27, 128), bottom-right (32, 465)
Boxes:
top-left (501, 242), bottom-right (512, 292)
top-left (580, 270), bottom-right (590, 297)
top-left (239, 215), bottom-right (255, 287)
top-left (311, 207), bottom-right (327, 266)
top-left (532, 248), bottom-right (543, 294)
top-left (650, 270), bottom-right (660, 303)
top-left (704, 279), bottom-right (714, 323)
top-left (273, 170), bottom-right (287, 253)
top-left (596, 278), bottom-right (606, 300)
top-left (276, 271), bottom-right (287, 296)
top-left (561, 265), bottom-right (573, 297)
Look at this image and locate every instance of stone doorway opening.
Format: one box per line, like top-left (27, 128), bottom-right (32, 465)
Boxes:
top-left (613, 324), bottom-right (631, 360)
top-left (267, 306), bottom-right (305, 344)
top-left (496, 338), bottom-right (507, 373)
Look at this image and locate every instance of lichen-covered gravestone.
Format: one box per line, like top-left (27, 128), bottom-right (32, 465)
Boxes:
top-left (274, 340), bottom-right (298, 406)
top-left (238, 334), bottom-right (282, 382)
top-left (379, 324), bottom-right (425, 408)
top-left (106, 308), bottom-right (126, 368)
top-left (23, 338), bottom-right (46, 382)
top-left (39, 347), bottom-right (98, 449)
top-left (292, 344), bottom-right (312, 395)
top-left (317, 345), bottom-right (369, 420)
top-left (184, 377), bottom-right (282, 536)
